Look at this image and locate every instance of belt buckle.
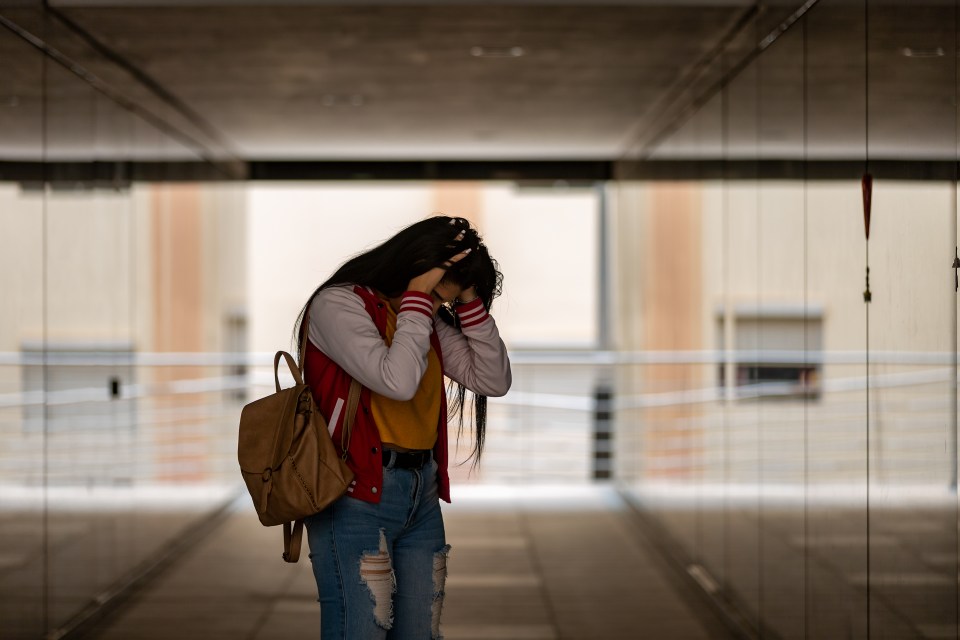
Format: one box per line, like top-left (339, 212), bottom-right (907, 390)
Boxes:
top-left (412, 450), bottom-right (426, 468)
top-left (400, 450), bottom-right (420, 469)
top-left (383, 448), bottom-right (429, 469)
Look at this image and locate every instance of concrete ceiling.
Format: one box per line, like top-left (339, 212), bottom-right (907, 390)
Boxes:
top-left (0, 1), bottom-right (956, 163)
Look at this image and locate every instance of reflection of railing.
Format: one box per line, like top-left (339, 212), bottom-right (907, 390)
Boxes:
top-left (0, 352), bottom-right (247, 487)
top-left (3, 348), bottom-right (954, 366)
top-left (0, 350), bottom-right (955, 487)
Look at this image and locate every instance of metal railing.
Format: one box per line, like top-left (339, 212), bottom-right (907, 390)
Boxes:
top-left (0, 349), bottom-right (954, 490)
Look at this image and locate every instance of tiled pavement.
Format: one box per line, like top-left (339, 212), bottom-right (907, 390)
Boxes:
top-left (89, 486), bottom-right (733, 639)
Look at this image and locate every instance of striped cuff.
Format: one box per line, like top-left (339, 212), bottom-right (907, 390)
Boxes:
top-left (399, 291), bottom-right (434, 318)
top-left (456, 297), bottom-right (489, 328)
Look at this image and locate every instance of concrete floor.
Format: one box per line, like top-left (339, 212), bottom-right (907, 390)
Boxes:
top-left (88, 486), bottom-right (732, 640)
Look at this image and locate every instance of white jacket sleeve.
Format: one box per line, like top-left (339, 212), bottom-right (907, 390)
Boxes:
top-left (307, 286), bottom-right (435, 401)
top-left (435, 298), bottom-right (512, 397)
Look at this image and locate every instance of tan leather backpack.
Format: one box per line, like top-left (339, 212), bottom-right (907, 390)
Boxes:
top-left (237, 348), bottom-right (360, 562)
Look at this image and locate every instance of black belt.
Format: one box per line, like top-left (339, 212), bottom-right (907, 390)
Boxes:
top-left (382, 448), bottom-right (431, 470)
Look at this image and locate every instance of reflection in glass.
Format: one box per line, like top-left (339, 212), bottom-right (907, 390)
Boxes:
top-left (616, 1), bottom-right (960, 638)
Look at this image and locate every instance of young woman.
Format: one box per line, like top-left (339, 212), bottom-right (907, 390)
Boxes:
top-left (294, 216), bottom-right (511, 639)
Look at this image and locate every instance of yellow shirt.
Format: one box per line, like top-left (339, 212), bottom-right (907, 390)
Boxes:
top-left (370, 299), bottom-right (441, 449)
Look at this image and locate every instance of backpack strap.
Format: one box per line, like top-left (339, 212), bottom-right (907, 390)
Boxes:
top-left (341, 378), bottom-right (362, 458)
top-left (282, 520), bottom-right (304, 563)
top-left (281, 377), bottom-right (362, 563)
top-left (298, 308), bottom-right (311, 379)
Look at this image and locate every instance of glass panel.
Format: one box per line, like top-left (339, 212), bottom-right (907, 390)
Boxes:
top-left (695, 91), bottom-right (726, 608)
top-left (720, 45), bottom-right (763, 631)
top-left (756, 21), bottom-right (806, 639)
top-left (0, 7), bottom-right (238, 634)
top-left (0, 10), bottom-right (45, 637)
top-left (615, 1), bottom-right (960, 637)
top-left (804, 3), bottom-right (871, 637)
top-left (43, 59), bottom-right (133, 630)
top-left (609, 176), bottom-right (646, 491)
top-left (866, 3), bottom-right (958, 636)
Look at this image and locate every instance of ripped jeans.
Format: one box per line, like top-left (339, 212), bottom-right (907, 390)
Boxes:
top-left (305, 457), bottom-right (450, 639)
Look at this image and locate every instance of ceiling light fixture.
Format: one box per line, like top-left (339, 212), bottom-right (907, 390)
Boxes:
top-left (470, 46), bottom-right (525, 58)
top-left (901, 46), bottom-right (945, 58)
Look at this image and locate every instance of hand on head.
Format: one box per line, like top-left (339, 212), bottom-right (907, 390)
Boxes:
top-left (407, 228), bottom-right (472, 297)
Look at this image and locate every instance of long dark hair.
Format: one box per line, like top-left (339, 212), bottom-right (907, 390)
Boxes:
top-left (293, 215), bottom-right (503, 465)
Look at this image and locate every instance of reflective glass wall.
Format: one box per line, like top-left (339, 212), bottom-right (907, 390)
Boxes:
top-left (614, 1), bottom-right (960, 637)
top-left (1, 6), bottom-right (244, 637)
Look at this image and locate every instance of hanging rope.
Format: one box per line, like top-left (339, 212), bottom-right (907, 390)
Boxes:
top-left (862, 0), bottom-right (872, 303)
top-left (862, 0), bottom-right (873, 306)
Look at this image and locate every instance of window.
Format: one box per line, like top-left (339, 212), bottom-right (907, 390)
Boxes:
top-left (716, 304), bottom-right (823, 400)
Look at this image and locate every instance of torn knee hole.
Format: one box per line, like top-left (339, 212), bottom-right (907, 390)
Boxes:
top-left (432, 546), bottom-right (449, 592)
top-left (360, 530), bottom-right (396, 630)
top-left (431, 545), bottom-right (451, 639)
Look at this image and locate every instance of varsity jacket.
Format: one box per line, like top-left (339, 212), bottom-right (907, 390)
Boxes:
top-left (304, 284), bottom-right (511, 504)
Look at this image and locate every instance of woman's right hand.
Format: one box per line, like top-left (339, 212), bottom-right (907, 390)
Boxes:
top-left (407, 248), bottom-right (471, 295)
top-left (406, 229), bottom-right (471, 295)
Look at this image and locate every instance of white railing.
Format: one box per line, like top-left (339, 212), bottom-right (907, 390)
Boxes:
top-left (0, 350), bottom-right (955, 489)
